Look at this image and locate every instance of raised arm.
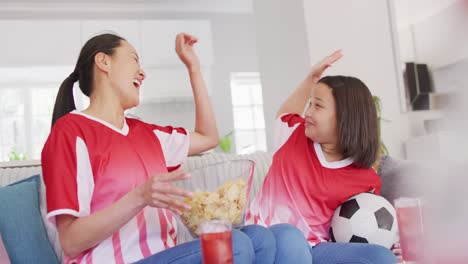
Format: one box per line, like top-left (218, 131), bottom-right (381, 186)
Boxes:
top-left (276, 50), bottom-right (343, 118)
top-left (175, 33), bottom-right (219, 155)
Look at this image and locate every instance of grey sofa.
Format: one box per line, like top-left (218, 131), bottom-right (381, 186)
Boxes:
top-left (0, 152), bottom-right (415, 263)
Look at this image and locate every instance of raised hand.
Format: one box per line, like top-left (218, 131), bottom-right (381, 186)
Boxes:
top-left (175, 33), bottom-right (201, 73)
top-left (276, 50), bottom-right (343, 118)
top-left (309, 50), bottom-right (343, 83)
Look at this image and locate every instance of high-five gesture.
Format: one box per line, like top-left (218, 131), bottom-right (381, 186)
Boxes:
top-left (175, 33), bottom-right (201, 73)
top-left (309, 50), bottom-right (343, 83)
top-left (277, 50), bottom-right (343, 117)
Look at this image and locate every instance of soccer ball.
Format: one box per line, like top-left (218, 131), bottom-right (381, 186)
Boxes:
top-left (330, 193), bottom-right (398, 249)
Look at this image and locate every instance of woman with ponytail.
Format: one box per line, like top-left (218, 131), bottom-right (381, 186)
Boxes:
top-left (41, 33), bottom-right (278, 264)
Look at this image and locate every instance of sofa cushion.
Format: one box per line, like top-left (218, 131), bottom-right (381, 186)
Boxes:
top-left (0, 175), bottom-right (59, 264)
top-left (378, 156), bottom-right (426, 203)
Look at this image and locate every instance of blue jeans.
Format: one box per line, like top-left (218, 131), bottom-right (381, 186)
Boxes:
top-left (269, 224), bottom-right (397, 264)
top-left (310, 242), bottom-right (397, 264)
top-left (135, 224), bottom-right (276, 264)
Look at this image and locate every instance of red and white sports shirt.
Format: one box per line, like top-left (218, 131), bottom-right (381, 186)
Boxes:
top-left (42, 111), bottom-right (190, 264)
top-left (246, 113), bottom-right (381, 246)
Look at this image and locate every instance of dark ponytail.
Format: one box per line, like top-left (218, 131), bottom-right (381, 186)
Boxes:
top-left (51, 33), bottom-right (125, 127)
top-left (51, 72), bottom-right (79, 127)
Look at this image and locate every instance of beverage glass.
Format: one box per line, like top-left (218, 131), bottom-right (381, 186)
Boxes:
top-left (395, 197), bottom-right (424, 263)
top-left (199, 219), bottom-right (233, 264)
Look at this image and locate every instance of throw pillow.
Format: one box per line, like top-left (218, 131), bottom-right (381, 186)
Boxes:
top-left (0, 175), bottom-right (59, 264)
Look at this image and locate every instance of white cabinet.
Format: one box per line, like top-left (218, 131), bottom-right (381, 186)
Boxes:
top-left (138, 20), bottom-right (214, 102)
top-left (0, 19), bottom-right (213, 102)
top-left (81, 20), bottom-right (141, 51)
top-left (80, 19), bottom-right (214, 102)
top-left (140, 20), bottom-right (214, 67)
top-left (0, 20), bottom-right (81, 66)
top-left (140, 66), bottom-right (212, 103)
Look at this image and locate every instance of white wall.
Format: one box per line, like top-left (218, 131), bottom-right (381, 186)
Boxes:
top-left (0, 14), bottom-right (258, 147)
top-left (134, 14), bottom-right (258, 140)
top-left (3, 2), bottom-right (441, 159)
top-left (411, 0), bottom-right (468, 68)
top-left (391, 0), bottom-right (468, 158)
top-left (395, 0), bottom-right (468, 89)
top-left (253, 0), bottom-right (311, 151)
top-left (302, 0), bottom-right (410, 158)
top-left (252, 0), bottom-right (409, 158)
top-left (379, 0), bottom-right (463, 70)
top-left (397, 26), bottom-right (416, 63)
top-left (304, 0), bottom-right (409, 157)
top-left (210, 14), bottom-right (259, 138)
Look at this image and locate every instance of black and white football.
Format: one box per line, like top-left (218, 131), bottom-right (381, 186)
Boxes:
top-left (330, 193), bottom-right (398, 248)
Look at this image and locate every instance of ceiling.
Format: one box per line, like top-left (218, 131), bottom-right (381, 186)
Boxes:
top-left (393, 0), bottom-right (461, 27)
top-left (0, 0), bottom-right (253, 17)
top-left (2, 0), bottom-right (460, 24)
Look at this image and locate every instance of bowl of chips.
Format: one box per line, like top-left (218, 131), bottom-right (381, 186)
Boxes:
top-left (176, 159), bottom-right (255, 238)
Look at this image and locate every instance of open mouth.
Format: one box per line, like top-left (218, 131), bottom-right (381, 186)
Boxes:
top-left (133, 79), bottom-right (141, 89)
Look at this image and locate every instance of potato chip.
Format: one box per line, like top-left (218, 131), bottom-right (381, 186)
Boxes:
top-left (180, 178), bottom-right (248, 236)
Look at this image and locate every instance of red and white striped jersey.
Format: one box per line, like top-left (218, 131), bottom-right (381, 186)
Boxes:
top-left (247, 113), bottom-right (381, 246)
top-left (42, 111), bottom-right (189, 264)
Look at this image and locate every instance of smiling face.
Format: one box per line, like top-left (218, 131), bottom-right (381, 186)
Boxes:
top-left (304, 82), bottom-right (339, 145)
top-left (108, 40), bottom-right (146, 109)
top-left (308, 75), bottom-right (380, 168)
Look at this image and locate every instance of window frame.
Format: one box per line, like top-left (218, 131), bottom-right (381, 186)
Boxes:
top-left (230, 72), bottom-right (267, 154)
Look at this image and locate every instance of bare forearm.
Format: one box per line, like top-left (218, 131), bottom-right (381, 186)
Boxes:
top-left (189, 69), bottom-right (219, 153)
top-left (276, 74), bottom-right (315, 118)
top-left (59, 189), bottom-right (146, 258)
top-left (175, 33), bottom-right (219, 154)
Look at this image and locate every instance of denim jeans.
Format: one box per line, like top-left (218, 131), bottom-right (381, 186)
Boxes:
top-left (136, 223), bottom-right (396, 264)
top-left (135, 224), bottom-right (276, 264)
top-left (310, 242), bottom-right (397, 264)
top-left (269, 223), bottom-right (397, 264)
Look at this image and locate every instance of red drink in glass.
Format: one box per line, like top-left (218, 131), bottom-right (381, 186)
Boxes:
top-left (201, 231), bottom-right (233, 264)
top-left (395, 198), bottom-right (424, 263)
top-left (199, 219), bottom-right (233, 264)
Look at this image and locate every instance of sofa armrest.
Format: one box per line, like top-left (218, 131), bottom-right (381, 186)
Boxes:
top-left (378, 156), bottom-right (427, 203)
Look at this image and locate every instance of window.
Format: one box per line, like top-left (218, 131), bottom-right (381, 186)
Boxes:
top-left (0, 88), bottom-right (26, 161)
top-left (230, 73), bottom-right (267, 154)
top-left (0, 66), bottom-right (73, 161)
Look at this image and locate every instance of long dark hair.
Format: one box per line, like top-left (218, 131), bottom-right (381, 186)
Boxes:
top-left (318, 76), bottom-right (379, 168)
top-left (51, 33), bottom-right (125, 127)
